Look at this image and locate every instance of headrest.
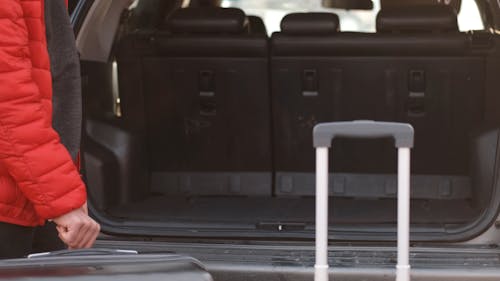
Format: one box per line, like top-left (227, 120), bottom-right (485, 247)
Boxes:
top-left (189, 0), bottom-right (222, 7)
top-left (376, 5), bottom-right (458, 33)
top-left (281, 13), bottom-right (340, 35)
top-left (167, 8), bottom-right (248, 34)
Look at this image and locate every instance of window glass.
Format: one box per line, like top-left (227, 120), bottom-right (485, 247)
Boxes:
top-left (457, 0), bottom-right (484, 31)
top-left (221, 0), bottom-right (484, 35)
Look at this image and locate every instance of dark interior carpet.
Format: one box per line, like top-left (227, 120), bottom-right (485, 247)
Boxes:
top-left (107, 196), bottom-right (480, 225)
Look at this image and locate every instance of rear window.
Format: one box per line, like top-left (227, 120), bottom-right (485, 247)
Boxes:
top-left (221, 0), bottom-right (484, 35)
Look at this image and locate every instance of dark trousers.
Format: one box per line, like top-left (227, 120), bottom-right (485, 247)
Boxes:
top-left (0, 222), bottom-right (65, 259)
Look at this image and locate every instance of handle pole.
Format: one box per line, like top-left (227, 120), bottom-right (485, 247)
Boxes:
top-left (397, 148), bottom-right (411, 281)
top-left (315, 147), bottom-right (330, 281)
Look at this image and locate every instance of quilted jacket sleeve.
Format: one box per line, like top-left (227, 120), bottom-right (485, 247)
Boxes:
top-left (0, 1), bottom-right (86, 220)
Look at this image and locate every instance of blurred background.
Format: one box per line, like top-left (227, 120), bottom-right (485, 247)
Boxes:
top-left (220, 0), bottom-right (485, 34)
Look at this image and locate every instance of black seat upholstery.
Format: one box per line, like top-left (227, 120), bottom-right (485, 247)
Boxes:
top-left (189, 0), bottom-right (222, 7)
top-left (187, 0), bottom-right (267, 35)
top-left (167, 7), bottom-right (248, 34)
top-left (117, 7), bottom-right (272, 196)
top-left (376, 5), bottom-right (458, 33)
top-left (248, 15), bottom-right (267, 35)
top-left (280, 12), bottom-right (340, 35)
top-left (271, 8), bottom-right (492, 197)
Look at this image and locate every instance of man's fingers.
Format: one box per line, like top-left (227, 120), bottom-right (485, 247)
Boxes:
top-left (58, 217), bottom-right (84, 248)
top-left (78, 218), bottom-right (99, 249)
top-left (81, 220), bottom-right (100, 249)
top-left (74, 220), bottom-right (91, 249)
top-left (53, 207), bottom-right (101, 250)
top-left (85, 221), bottom-right (100, 248)
top-left (71, 219), bottom-right (94, 249)
top-left (56, 225), bottom-right (67, 234)
top-left (58, 217), bottom-right (100, 249)
top-left (57, 232), bottom-right (69, 249)
top-left (59, 227), bottom-right (79, 248)
top-left (58, 228), bottom-right (72, 247)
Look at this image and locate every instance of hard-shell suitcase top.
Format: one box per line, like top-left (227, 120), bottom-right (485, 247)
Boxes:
top-left (0, 249), bottom-right (214, 281)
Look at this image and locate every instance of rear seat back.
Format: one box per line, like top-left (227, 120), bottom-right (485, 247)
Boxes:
top-left (118, 8), bottom-right (272, 196)
top-left (271, 7), bottom-right (489, 198)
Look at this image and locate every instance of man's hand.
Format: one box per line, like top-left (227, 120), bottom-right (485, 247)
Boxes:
top-left (52, 205), bottom-right (100, 249)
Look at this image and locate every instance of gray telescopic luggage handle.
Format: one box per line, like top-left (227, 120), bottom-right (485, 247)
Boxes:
top-left (313, 121), bottom-right (414, 148)
top-left (313, 121), bottom-right (414, 281)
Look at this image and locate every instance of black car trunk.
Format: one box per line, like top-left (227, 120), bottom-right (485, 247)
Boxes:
top-left (80, 57), bottom-right (500, 241)
top-left (75, 0), bottom-right (500, 242)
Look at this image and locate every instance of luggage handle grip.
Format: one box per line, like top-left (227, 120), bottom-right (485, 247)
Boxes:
top-left (313, 120), bottom-right (414, 148)
top-left (27, 249), bottom-right (138, 258)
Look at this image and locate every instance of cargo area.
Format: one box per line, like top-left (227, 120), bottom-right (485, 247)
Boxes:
top-left (107, 197), bottom-right (479, 226)
top-left (79, 2), bottom-right (500, 241)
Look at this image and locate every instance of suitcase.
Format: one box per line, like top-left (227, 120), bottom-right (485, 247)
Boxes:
top-left (0, 249), bottom-right (214, 281)
top-left (313, 121), bottom-right (414, 281)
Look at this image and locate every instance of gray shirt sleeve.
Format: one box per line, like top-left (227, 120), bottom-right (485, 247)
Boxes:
top-left (45, 0), bottom-right (82, 161)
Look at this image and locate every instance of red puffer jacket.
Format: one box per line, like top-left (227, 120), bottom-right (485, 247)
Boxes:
top-left (0, 0), bottom-right (86, 226)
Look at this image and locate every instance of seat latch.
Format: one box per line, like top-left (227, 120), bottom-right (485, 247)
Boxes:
top-left (407, 70), bottom-right (426, 117)
top-left (302, 69), bottom-right (319, 97)
top-left (199, 70), bottom-right (216, 116)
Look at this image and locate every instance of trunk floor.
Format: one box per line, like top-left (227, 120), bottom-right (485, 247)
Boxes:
top-left (107, 196), bottom-right (481, 225)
